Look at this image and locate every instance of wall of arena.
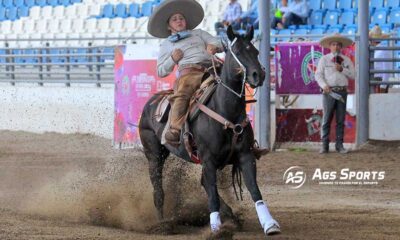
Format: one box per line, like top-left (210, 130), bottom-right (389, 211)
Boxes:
top-left (0, 83), bottom-right (114, 139)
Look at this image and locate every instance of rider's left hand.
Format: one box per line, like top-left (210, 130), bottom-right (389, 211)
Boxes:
top-left (207, 44), bottom-right (218, 55)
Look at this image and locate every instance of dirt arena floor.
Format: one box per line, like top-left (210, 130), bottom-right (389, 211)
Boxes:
top-left (0, 130), bottom-right (399, 240)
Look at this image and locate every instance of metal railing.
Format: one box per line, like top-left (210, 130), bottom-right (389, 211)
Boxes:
top-left (369, 36), bottom-right (400, 92)
top-left (0, 36), bottom-right (160, 87)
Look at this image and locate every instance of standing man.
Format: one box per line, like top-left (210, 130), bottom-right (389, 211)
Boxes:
top-left (147, 0), bottom-right (223, 145)
top-left (315, 34), bottom-right (355, 154)
top-left (369, 25), bottom-right (392, 93)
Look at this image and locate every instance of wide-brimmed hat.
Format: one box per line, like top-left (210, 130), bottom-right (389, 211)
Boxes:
top-left (147, 0), bottom-right (204, 38)
top-left (369, 25), bottom-right (390, 39)
top-left (319, 33), bottom-right (353, 48)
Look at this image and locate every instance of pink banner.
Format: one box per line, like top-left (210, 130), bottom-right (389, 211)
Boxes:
top-left (114, 45), bottom-right (176, 146)
top-left (275, 42), bottom-right (355, 94)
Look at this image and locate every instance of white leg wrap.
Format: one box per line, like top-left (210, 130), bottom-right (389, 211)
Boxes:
top-left (210, 211), bottom-right (222, 232)
top-left (255, 200), bottom-right (279, 233)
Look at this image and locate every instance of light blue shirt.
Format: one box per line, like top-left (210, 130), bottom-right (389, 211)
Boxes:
top-left (284, 0), bottom-right (309, 18)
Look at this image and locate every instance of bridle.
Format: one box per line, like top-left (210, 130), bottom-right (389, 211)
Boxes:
top-left (212, 37), bottom-right (247, 98)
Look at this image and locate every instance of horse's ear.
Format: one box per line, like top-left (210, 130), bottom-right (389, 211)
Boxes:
top-left (226, 25), bottom-right (235, 41)
top-left (245, 26), bottom-right (254, 42)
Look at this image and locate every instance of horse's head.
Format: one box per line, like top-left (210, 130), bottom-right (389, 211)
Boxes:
top-left (225, 25), bottom-right (266, 88)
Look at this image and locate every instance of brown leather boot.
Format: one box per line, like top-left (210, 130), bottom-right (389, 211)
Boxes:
top-left (165, 128), bottom-right (181, 145)
top-left (252, 147), bottom-right (269, 159)
top-left (252, 141), bottom-right (269, 159)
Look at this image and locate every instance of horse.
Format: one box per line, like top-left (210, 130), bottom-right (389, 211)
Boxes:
top-left (139, 26), bottom-right (280, 237)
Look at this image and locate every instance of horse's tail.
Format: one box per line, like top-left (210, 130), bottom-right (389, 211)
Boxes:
top-left (231, 162), bottom-right (243, 201)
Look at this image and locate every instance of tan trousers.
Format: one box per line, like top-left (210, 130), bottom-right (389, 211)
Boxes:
top-left (169, 71), bottom-right (204, 131)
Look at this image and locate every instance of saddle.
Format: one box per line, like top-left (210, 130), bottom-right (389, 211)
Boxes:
top-left (151, 75), bottom-right (217, 124)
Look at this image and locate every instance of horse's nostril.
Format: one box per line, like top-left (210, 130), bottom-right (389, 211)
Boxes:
top-left (253, 72), bottom-right (258, 79)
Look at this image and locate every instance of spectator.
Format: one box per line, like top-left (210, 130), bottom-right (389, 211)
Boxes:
top-left (315, 34), bottom-right (355, 154)
top-left (369, 25), bottom-right (392, 93)
top-left (214, 0), bottom-right (242, 36)
top-left (237, 0), bottom-right (275, 30)
top-left (271, 0), bottom-right (309, 29)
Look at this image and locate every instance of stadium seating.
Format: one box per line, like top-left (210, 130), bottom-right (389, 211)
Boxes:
top-left (324, 9), bottom-right (340, 26)
top-left (387, 0), bottom-right (400, 9)
top-left (1, 0), bottom-right (400, 66)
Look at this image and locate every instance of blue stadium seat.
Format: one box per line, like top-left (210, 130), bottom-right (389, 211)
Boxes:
top-left (389, 8), bottom-right (400, 24)
top-left (370, 0), bottom-right (384, 9)
top-left (7, 7), bottom-right (18, 21)
top-left (14, 0), bottom-right (24, 7)
top-left (129, 3), bottom-right (141, 18)
top-left (50, 48), bottom-right (67, 63)
top-left (23, 49), bottom-right (39, 64)
top-left (326, 25), bottom-right (343, 34)
top-left (298, 25), bottom-right (312, 30)
top-left (354, 0), bottom-right (358, 8)
top-left (25, 0), bottom-right (35, 7)
top-left (101, 47), bottom-right (114, 62)
top-left (101, 4), bottom-right (115, 18)
top-left (58, 0), bottom-right (69, 6)
top-left (342, 25), bottom-right (357, 35)
top-left (323, 0), bottom-right (336, 10)
top-left (0, 8), bottom-right (6, 21)
top-left (18, 6), bottom-right (29, 17)
top-left (309, 9), bottom-right (325, 25)
top-left (70, 0), bottom-right (81, 3)
top-left (270, 29), bottom-right (277, 43)
top-left (379, 23), bottom-right (393, 34)
top-left (12, 49), bottom-right (24, 64)
top-left (141, 1), bottom-right (154, 17)
top-left (338, 0), bottom-right (352, 10)
top-left (324, 10), bottom-right (340, 25)
top-left (387, 0), bottom-right (400, 9)
top-left (47, 0), bottom-right (58, 6)
top-left (35, 0), bottom-right (46, 7)
top-left (339, 9), bottom-right (356, 25)
top-left (371, 8), bottom-right (388, 24)
top-left (115, 3), bottom-right (127, 18)
top-left (309, 28), bottom-right (325, 40)
top-left (309, 0), bottom-right (322, 11)
top-left (0, 49), bottom-right (5, 64)
top-left (70, 48), bottom-right (88, 63)
top-left (277, 29), bottom-right (291, 42)
top-left (294, 28), bottom-right (308, 36)
top-left (3, 0), bottom-right (13, 7)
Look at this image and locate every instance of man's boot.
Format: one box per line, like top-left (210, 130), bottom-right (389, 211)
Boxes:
top-left (252, 140), bottom-right (269, 159)
top-left (319, 142), bottom-right (329, 154)
top-left (335, 143), bottom-right (348, 154)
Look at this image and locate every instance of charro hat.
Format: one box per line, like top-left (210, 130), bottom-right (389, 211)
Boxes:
top-left (147, 0), bottom-right (204, 38)
top-left (319, 33), bottom-right (354, 48)
top-left (369, 25), bottom-right (390, 39)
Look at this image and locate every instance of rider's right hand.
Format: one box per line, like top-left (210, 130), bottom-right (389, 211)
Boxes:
top-left (171, 49), bottom-right (183, 64)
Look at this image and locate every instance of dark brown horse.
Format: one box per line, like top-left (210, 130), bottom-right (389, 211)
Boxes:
top-left (139, 26), bottom-right (280, 236)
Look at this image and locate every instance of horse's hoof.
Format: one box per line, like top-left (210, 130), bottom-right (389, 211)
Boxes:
top-left (146, 219), bottom-right (178, 235)
top-left (265, 223), bottom-right (281, 236)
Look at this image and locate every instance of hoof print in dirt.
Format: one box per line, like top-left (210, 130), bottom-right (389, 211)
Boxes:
top-left (206, 223), bottom-right (235, 240)
top-left (146, 220), bottom-right (178, 235)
